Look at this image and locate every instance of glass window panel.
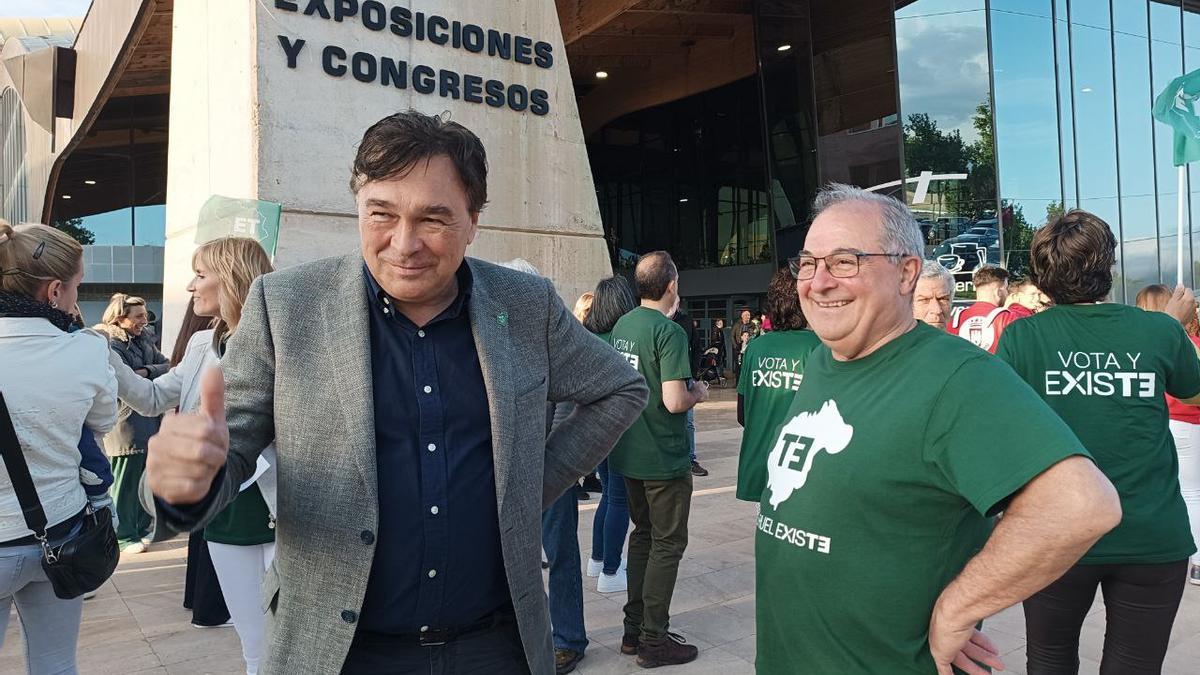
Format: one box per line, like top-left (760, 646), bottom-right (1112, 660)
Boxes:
top-left (1071, 23), bottom-right (1121, 222)
top-left (1071, 0), bottom-right (1112, 29)
top-left (1186, 7), bottom-right (1200, 284)
top-left (1151, 3), bottom-right (1185, 284)
top-left (896, 0), bottom-right (996, 296)
top-left (992, 0), bottom-right (1051, 17)
top-left (1114, 31), bottom-right (1157, 247)
top-left (133, 204), bottom-right (166, 246)
top-left (78, 208), bottom-right (134, 246)
top-left (1115, 1), bottom-right (1149, 38)
top-left (992, 6), bottom-right (1061, 276)
top-left (1151, 0), bottom-right (1183, 45)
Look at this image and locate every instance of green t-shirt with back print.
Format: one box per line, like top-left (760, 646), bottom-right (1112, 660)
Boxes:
top-left (755, 322), bottom-right (1089, 674)
top-left (736, 329), bottom-right (822, 501)
top-left (608, 306), bottom-right (694, 480)
top-left (995, 303), bottom-right (1200, 564)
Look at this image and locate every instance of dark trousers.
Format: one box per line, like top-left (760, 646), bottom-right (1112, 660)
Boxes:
top-left (623, 473), bottom-right (692, 642)
top-left (1024, 560), bottom-right (1188, 674)
top-left (182, 530), bottom-right (229, 627)
top-left (110, 453), bottom-right (152, 547)
top-left (341, 620), bottom-right (530, 675)
top-left (541, 486), bottom-right (587, 652)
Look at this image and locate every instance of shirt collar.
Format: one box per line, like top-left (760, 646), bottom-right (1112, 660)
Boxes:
top-left (362, 260), bottom-right (474, 322)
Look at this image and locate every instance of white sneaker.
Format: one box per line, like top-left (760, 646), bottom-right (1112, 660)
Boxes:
top-left (597, 569), bottom-right (628, 594)
top-left (586, 558), bottom-right (603, 578)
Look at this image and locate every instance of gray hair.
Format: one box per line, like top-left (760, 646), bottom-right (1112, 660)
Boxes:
top-left (919, 260), bottom-right (955, 299)
top-left (813, 183), bottom-right (925, 259)
top-left (498, 257), bottom-right (540, 276)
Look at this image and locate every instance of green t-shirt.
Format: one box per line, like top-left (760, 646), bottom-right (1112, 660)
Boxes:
top-left (204, 484), bottom-right (275, 546)
top-left (736, 329), bottom-right (821, 501)
top-left (756, 322), bottom-right (1087, 675)
top-left (996, 303), bottom-right (1200, 564)
top-left (608, 306), bottom-right (694, 480)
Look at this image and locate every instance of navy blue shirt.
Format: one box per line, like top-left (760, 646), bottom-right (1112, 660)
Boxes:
top-left (358, 263), bottom-right (510, 634)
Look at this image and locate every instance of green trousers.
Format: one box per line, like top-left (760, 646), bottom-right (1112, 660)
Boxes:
top-left (623, 473), bottom-right (693, 642)
top-left (110, 453), bottom-right (152, 547)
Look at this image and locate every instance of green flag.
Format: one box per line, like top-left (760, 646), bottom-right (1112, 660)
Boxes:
top-left (1153, 69), bottom-right (1200, 166)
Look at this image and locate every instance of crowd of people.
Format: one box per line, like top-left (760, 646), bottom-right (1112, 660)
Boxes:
top-left (0, 109), bottom-right (1197, 675)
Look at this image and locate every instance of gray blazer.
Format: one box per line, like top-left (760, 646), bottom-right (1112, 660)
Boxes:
top-left (151, 255), bottom-right (648, 674)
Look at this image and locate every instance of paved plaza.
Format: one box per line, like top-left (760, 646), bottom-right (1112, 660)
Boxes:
top-left (3, 390), bottom-right (1199, 674)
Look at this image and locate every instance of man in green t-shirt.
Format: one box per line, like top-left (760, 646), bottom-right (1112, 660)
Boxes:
top-left (608, 251), bottom-right (709, 668)
top-left (755, 184), bottom-right (1121, 675)
top-left (736, 268), bottom-right (821, 502)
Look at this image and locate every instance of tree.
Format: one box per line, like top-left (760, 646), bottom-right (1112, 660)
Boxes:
top-left (52, 216), bottom-right (94, 245)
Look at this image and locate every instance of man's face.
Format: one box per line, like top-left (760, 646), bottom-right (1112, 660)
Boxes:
top-left (797, 201), bottom-right (920, 360)
top-left (357, 155), bottom-right (479, 305)
top-left (740, 310), bottom-right (751, 323)
top-left (914, 278), bottom-right (952, 330)
top-left (994, 280), bottom-right (1010, 305)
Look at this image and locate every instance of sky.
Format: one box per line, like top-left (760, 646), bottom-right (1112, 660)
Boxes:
top-left (0, 0), bottom-right (90, 17)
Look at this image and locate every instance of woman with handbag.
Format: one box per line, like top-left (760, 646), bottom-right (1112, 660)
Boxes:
top-left (109, 237), bottom-right (276, 675)
top-left (0, 220), bottom-right (119, 673)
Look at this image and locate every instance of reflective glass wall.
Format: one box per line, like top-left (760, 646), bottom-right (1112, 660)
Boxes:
top-left (987, 0), bottom-right (1200, 302)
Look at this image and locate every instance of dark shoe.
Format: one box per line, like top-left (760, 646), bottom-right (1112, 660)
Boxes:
top-left (637, 633), bottom-right (698, 668)
top-left (690, 461), bottom-right (709, 477)
top-left (581, 473), bottom-right (603, 493)
top-left (555, 648), bottom-right (584, 674)
top-left (621, 633), bottom-right (641, 655)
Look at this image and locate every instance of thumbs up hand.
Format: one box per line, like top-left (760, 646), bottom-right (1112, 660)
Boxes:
top-left (147, 367), bottom-right (230, 504)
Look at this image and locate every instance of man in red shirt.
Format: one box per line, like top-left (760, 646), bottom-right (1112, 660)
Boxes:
top-left (949, 266), bottom-right (1024, 353)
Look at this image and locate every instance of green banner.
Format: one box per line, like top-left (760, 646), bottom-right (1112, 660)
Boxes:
top-left (1153, 69), bottom-right (1200, 167)
top-left (194, 195), bottom-right (282, 259)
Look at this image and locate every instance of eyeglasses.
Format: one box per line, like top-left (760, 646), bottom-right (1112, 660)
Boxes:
top-left (787, 253), bottom-right (905, 280)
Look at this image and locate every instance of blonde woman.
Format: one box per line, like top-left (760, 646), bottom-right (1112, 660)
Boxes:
top-left (109, 237), bottom-right (276, 674)
top-left (1136, 283), bottom-right (1200, 586)
top-left (0, 221), bottom-right (117, 672)
top-left (95, 293), bottom-right (168, 552)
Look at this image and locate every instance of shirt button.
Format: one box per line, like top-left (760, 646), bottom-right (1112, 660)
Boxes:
top-left (427, 443), bottom-right (436, 452)
top-left (360, 530), bottom-right (375, 545)
top-left (430, 506), bottom-right (439, 515)
top-left (383, 297), bottom-right (391, 305)
top-left (382, 307), bottom-right (389, 315)
top-left (341, 610), bottom-right (358, 623)
top-left (423, 385), bottom-right (432, 394)
top-left (420, 625), bottom-right (429, 632)
top-left (428, 569), bottom-right (437, 578)
top-left (418, 330), bottom-right (426, 337)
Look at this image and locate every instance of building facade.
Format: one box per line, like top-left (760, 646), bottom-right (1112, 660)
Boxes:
top-left (3, 1), bottom-right (1200, 344)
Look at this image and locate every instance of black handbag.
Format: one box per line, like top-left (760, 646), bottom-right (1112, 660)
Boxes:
top-left (0, 391), bottom-right (119, 599)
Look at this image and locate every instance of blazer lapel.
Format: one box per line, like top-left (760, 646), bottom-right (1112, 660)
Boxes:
top-left (320, 256), bottom-right (378, 503)
top-left (467, 261), bottom-right (516, 510)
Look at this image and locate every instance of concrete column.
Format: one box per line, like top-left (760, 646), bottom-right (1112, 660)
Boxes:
top-left (162, 0), bottom-right (608, 349)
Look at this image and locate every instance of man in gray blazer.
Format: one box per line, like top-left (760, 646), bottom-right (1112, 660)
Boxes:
top-left (146, 111), bottom-right (649, 674)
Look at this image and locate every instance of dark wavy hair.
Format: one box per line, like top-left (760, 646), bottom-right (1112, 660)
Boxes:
top-left (350, 110), bottom-right (488, 214)
top-left (764, 268), bottom-right (806, 330)
top-left (584, 276), bottom-right (636, 334)
top-left (1029, 209), bottom-right (1116, 305)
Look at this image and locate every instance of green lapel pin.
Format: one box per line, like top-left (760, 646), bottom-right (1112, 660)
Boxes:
top-left (496, 312), bottom-right (508, 327)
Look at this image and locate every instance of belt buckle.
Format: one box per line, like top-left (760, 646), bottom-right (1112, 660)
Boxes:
top-left (419, 628), bottom-right (450, 647)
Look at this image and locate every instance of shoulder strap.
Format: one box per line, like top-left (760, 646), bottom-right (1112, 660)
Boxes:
top-left (0, 392), bottom-right (49, 537)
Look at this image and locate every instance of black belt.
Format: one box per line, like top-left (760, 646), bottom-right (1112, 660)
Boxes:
top-left (357, 607), bottom-right (516, 648)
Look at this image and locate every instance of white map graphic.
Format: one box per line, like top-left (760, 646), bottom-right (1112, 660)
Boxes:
top-left (765, 400), bottom-right (854, 509)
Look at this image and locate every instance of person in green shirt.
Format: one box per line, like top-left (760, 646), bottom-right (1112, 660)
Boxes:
top-left (994, 209), bottom-right (1200, 674)
top-left (608, 251), bottom-right (709, 668)
top-left (736, 268), bottom-right (820, 502)
top-left (755, 183), bottom-right (1121, 675)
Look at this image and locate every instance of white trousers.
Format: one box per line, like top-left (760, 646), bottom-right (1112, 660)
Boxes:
top-left (1168, 419), bottom-right (1200, 565)
top-left (208, 541), bottom-right (276, 675)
